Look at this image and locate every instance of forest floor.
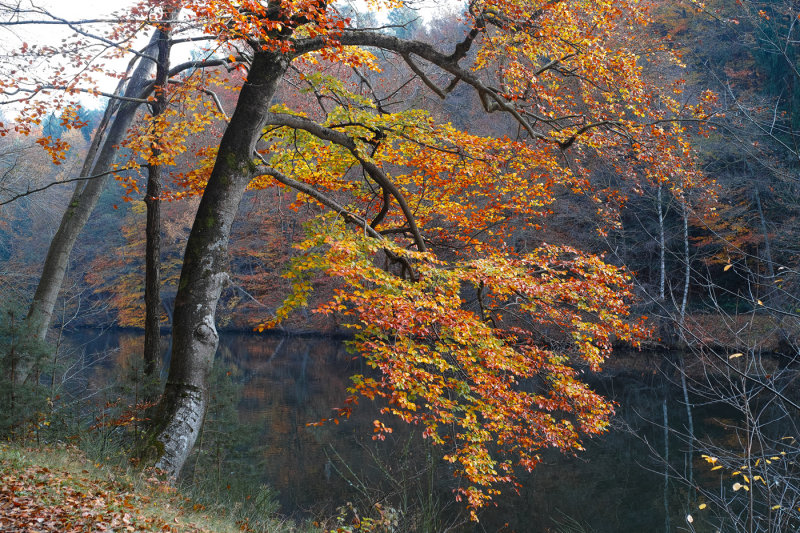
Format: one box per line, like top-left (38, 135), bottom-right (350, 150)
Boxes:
top-left (0, 444), bottom-right (314, 533)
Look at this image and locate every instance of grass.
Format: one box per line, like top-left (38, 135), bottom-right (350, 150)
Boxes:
top-left (0, 443), bottom-right (317, 532)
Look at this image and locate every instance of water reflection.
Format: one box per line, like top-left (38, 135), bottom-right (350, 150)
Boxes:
top-left (68, 330), bottom-right (723, 532)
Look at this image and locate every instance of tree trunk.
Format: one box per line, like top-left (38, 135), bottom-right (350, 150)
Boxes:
top-left (679, 201), bottom-right (690, 328)
top-left (144, 166), bottom-right (163, 378)
top-left (150, 50), bottom-right (289, 478)
top-left (18, 33), bottom-right (161, 384)
top-left (753, 187), bottom-right (776, 293)
top-left (143, 21), bottom-right (173, 379)
top-left (657, 184), bottom-right (666, 302)
top-left (663, 397), bottom-right (670, 533)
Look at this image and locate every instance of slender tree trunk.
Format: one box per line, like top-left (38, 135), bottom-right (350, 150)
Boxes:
top-left (753, 187), bottom-right (776, 298)
top-left (143, 21), bottom-right (173, 379)
top-left (144, 168), bottom-right (163, 378)
top-left (679, 201), bottom-right (690, 328)
top-left (149, 50), bottom-right (290, 478)
top-left (657, 184), bottom-right (666, 302)
top-left (18, 34), bottom-right (160, 384)
top-left (663, 397), bottom-right (670, 533)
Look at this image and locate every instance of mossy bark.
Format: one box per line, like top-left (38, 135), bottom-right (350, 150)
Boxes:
top-left (148, 50), bottom-right (289, 478)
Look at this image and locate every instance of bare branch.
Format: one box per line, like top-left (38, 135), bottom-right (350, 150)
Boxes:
top-left (401, 53), bottom-right (447, 99)
top-left (0, 165), bottom-right (144, 206)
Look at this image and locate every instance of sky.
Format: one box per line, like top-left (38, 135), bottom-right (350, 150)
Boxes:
top-left (0, 0), bottom-right (460, 111)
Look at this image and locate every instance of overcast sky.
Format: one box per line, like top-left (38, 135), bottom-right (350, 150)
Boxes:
top-left (0, 0), bottom-right (458, 110)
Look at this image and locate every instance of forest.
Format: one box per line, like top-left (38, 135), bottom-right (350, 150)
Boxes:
top-left (0, 0), bottom-right (799, 531)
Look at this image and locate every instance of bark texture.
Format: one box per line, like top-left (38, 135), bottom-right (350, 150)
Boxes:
top-left (144, 163), bottom-right (163, 378)
top-left (25, 34), bottom-right (160, 338)
top-left (143, 22), bottom-right (173, 379)
top-left (152, 50), bottom-right (289, 478)
top-left (17, 33), bottom-right (161, 385)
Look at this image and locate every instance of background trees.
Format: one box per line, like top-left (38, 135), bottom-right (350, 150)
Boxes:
top-left (6, 0), bottom-right (799, 526)
top-left (131, 0), bottom-right (716, 514)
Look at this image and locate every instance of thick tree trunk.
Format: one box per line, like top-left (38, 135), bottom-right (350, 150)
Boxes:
top-left (143, 23), bottom-right (173, 379)
top-left (150, 50), bottom-right (289, 478)
top-left (18, 33), bottom-right (161, 384)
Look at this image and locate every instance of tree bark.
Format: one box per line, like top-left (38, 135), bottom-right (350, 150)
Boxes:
top-left (657, 184), bottom-right (666, 302)
top-left (144, 166), bottom-right (163, 378)
top-left (143, 20), bottom-right (173, 379)
top-left (679, 201), bottom-right (690, 328)
top-left (150, 50), bottom-right (290, 478)
top-left (19, 33), bottom-right (161, 384)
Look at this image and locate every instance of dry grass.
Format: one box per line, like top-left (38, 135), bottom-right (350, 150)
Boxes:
top-left (0, 443), bottom-right (315, 533)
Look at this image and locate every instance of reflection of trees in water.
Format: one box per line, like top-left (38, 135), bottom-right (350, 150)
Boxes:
top-left (221, 338), bottom-right (679, 532)
top-left (476, 368), bottom-right (673, 533)
top-left (222, 334), bottom-right (368, 513)
top-left (64, 332), bottom-right (765, 532)
top-left (217, 334), bottom-right (463, 527)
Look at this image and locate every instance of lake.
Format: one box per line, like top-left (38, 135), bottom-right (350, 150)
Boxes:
top-left (62, 329), bottom-right (734, 532)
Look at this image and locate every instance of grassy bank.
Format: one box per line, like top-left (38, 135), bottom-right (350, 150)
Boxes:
top-left (0, 444), bottom-right (315, 532)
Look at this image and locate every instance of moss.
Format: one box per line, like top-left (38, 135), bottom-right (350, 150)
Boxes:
top-left (224, 150), bottom-right (238, 169)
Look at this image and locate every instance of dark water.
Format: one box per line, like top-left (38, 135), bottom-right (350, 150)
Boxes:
top-left (63, 329), bottom-right (720, 532)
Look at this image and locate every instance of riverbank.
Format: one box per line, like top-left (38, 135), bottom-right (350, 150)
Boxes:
top-left (0, 444), bottom-right (315, 533)
top-left (60, 309), bottom-right (800, 356)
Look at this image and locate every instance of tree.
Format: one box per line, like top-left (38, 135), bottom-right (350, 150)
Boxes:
top-left (622, 4), bottom-right (800, 530)
top-left (138, 0), bottom-right (712, 515)
top-left (0, 1), bottom-right (233, 383)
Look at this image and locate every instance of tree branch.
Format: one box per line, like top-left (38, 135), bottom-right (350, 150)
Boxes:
top-left (0, 166), bottom-right (144, 206)
top-left (264, 112), bottom-right (427, 252)
top-left (251, 157), bottom-right (383, 241)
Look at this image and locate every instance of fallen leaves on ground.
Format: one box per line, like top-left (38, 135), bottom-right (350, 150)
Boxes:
top-left (0, 447), bottom-right (209, 532)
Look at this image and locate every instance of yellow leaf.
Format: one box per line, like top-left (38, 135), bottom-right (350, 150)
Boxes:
top-left (699, 503), bottom-right (707, 510)
top-left (724, 264), bottom-right (733, 271)
top-left (729, 353), bottom-right (743, 359)
top-left (757, 300), bottom-right (764, 305)
top-left (772, 505), bottom-right (781, 510)
top-left (711, 465), bottom-right (722, 471)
